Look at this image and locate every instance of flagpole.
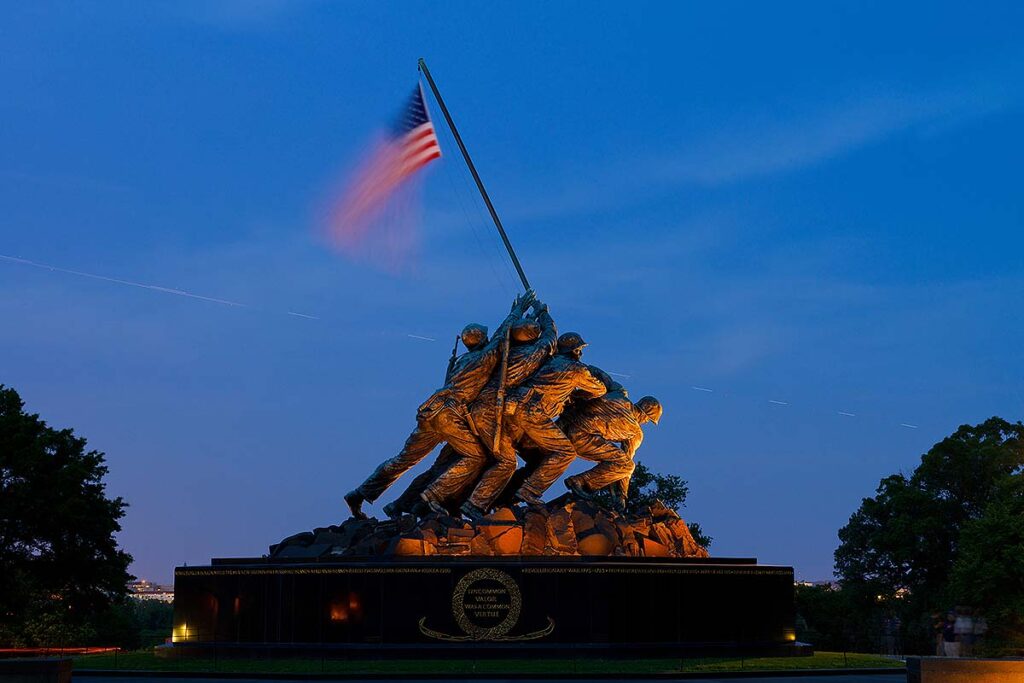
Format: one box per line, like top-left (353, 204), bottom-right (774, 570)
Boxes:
top-left (417, 58), bottom-right (532, 292)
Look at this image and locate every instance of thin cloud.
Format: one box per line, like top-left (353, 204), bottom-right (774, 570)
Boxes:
top-left (503, 72), bottom-right (1019, 224)
top-left (660, 81), bottom-right (1014, 186)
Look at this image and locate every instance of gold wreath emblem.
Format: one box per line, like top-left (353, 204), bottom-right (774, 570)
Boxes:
top-left (418, 568), bottom-right (555, 642)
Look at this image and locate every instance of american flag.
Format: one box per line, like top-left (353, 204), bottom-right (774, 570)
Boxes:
top-left (326, 84), bottom-right (441, 250)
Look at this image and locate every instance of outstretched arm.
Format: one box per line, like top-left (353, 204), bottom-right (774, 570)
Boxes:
top-left (512, 304), bottom-right (557, 380)
top-left (494, 291), bottom-right (536, 347)
top-left (587, 365), bottom-right (625, 394)
top-left (445, 292), bottom-right (536, 386)
top-left (622, 430), bottom-right (643, 459)
top-left (575, 365), bottom-right (608, 401)
top-left (532, 301), bottom-right (557, 354)
top-left (475, 290), bottom-right (537, 372)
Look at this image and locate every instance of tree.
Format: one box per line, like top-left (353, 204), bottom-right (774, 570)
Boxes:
top-left (128, 599), bottom-right (174, 647)
top-left (595, 460), bottom-right (712, 548)
top-left (0, 385), bottom-right (133, 646)
top-left (948, 476), bottom-right (1024, 652)
top-left (795, 583), bottom-right (861, 651)
top-left (621, 460), bottom-right (690, 513)
top-left (833, 417), bottom-right (1024, 653)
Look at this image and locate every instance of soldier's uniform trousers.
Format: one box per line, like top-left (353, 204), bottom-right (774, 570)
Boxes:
top-left (564, 431), bottom-right (635, 492)
top-left (497, 401), bottom-right (579, 502)
top-left (389, 444), bottom-right (459, 513)
top-left (425, 402), bottom-right (509, 507)
top-left (355, 403), bottom-right (485, 503)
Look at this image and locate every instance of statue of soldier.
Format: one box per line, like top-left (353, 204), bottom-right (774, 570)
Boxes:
top-left (559, 367), bottom-right (663, 511)
top-left (343, 291), bottom-right (535, 519)
top-left (465, 332), bottom-right (607, 517)
top-left (420, 301), bottom-right (557, 517)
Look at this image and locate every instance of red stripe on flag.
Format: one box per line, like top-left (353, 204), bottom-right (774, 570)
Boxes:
top-left (322, 86), bottom-right (443, 265)
top-left (406, 126), bottom-right (437, 144)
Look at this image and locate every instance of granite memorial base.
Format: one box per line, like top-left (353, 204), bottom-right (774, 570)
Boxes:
top-left (169, 555), bottom-right (805, 658)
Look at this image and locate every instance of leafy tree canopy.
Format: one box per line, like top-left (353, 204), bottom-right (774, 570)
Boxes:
top-left (948, 475), bottom-right (1024, 636)
top-left (0, 385), bottom-right (133, 646)
top-left (832, 416), bottom-right (1024, 651)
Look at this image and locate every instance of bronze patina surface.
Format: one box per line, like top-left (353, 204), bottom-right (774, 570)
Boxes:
top-left (344, 293), bottom-right (669, 536)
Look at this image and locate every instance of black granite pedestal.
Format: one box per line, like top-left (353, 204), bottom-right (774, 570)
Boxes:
top-left (169, 555), bottom-right (802, 658)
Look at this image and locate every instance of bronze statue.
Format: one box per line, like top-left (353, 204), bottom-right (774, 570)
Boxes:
top-left (470, 332), bottom-right (606, 515)
top-left (384, 443), bottom-right (460, 518)
top-left (420, 301), bottom-right (557, 517)
top-left (559, 367), bottom-right (663, 511)
top-left (343, 290), bottom-right (674, 526)
top-left (344, 291), bottom-right (536, 519)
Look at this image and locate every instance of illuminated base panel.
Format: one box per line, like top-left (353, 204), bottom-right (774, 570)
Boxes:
top-left (169, 557), bottom-right (804, 657)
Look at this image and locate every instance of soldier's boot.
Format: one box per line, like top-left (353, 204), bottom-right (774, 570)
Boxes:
top-left (460, 500), bottom-right (487, 523)
top-left (410, 500), bottom-right (432, 519)
top-left (513, 487), bottom-right (545, 508)
top-left (419, 490), bottom-right (448, 517)
top-left (344, 489), bottom-right (368, 520)
top-left (382, 501), bottom-right (403, 520)
top-left (564, 476), bottom-right (594, 501)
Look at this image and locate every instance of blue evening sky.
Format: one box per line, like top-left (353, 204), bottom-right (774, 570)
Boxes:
top-left (2, 2), bottom-right (1022, 582)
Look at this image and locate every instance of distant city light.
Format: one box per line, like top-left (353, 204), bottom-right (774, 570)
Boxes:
top-left (128, 579), bottom-right (174, 603)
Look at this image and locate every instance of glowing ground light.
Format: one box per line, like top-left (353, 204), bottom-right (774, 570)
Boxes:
top-left (329, 603), bottom-right (349, 622)
top-left (330, 592), bottom-right (364, 622)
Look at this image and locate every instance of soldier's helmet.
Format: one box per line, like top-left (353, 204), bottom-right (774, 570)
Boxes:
top-left (557, 332), bottom-right (588, 356)
top-left (511, 320), bottom-right (541, 344)
top-left (635, 396), bottom-right (663, 425)
top-left (461, 323), bottom-right (488, 350)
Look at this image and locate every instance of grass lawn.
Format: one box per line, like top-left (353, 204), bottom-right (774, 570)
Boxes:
top-left (74, 650), bottom-right (903, 674)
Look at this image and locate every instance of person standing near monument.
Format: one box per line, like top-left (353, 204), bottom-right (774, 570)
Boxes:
top-left (558, 368), bottom-right (663, 511)
top-left (942, 611), bottom-right (960, 657)
top-left (344, 291), bottom-right (535, 519)
top-left (420, 301), bottom-right (557, 516)
top-left (954, 607), bottom-right (975, 657)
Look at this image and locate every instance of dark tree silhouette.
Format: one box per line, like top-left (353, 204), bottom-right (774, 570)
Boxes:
top-left (0, 385), bottom-right (133, 646)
